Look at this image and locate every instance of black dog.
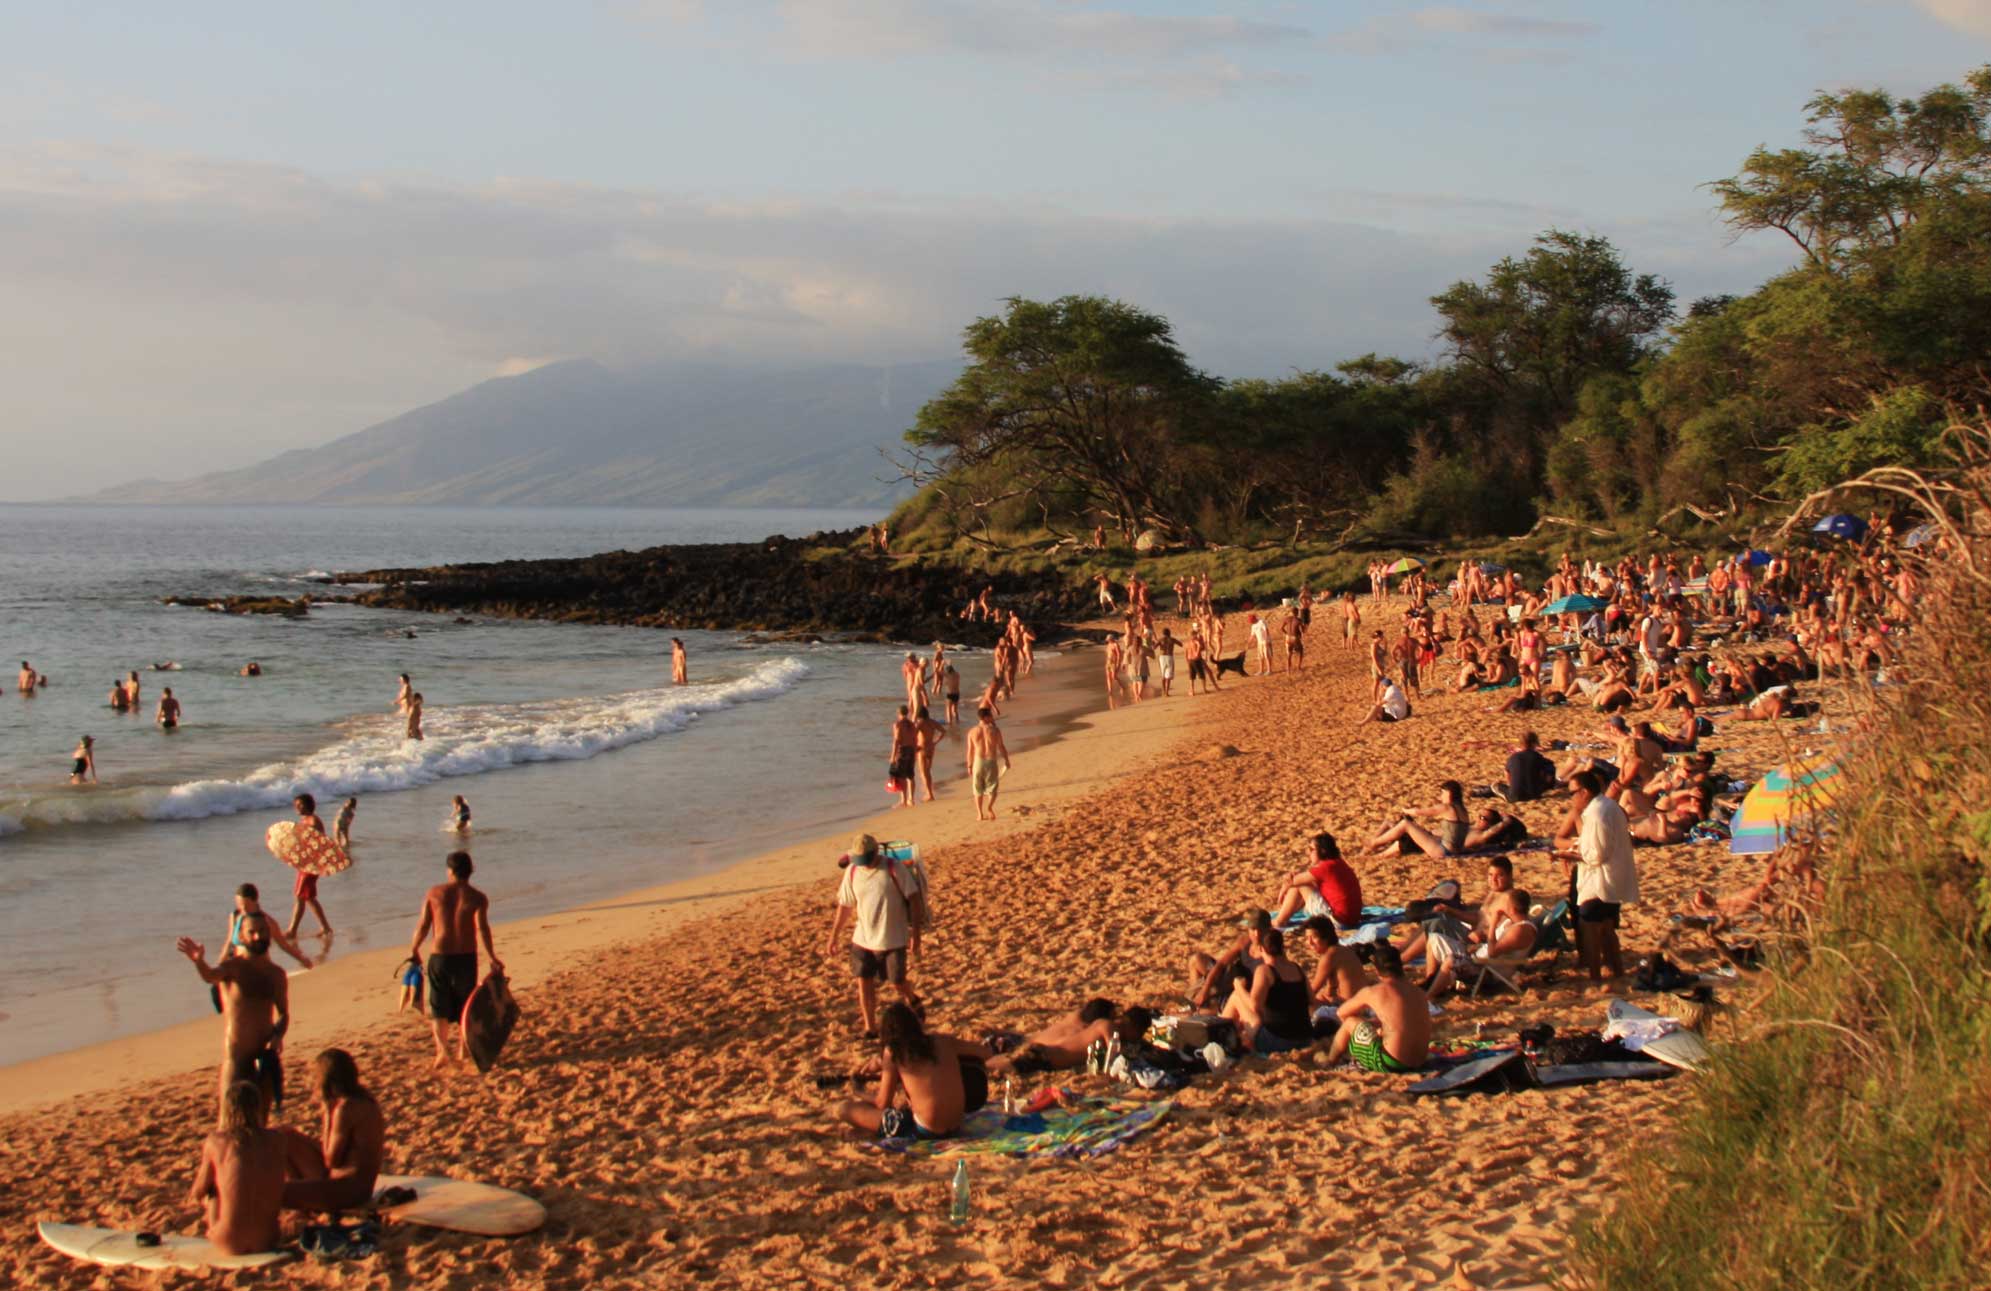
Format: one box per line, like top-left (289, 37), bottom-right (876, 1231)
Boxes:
top-left (1213, 652), bottom-right (1248, 678)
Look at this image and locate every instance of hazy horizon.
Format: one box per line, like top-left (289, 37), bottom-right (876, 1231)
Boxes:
top-left (3, 1), bottom-right (1986, 500)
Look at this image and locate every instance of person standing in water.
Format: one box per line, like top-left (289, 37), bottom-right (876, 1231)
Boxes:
top-left (448, 794), bottom-right (471, 832)
top-left (405, 693), bottom-right (424, 741)
top-left (156, 687), bottom-right (181, 730)
top-left (940, 661), bottom-right (961, 725)
top-left (888, 706), bottom-right (918, 809)
top-left (912, 706), bottom-right (947, 804)
top-left (284, 794), bottom-right (334, 939)
top-left (18, 661), bottom-right (37, 693)
top-left (333, 797), bottom-right (357, 849)
top-left (965, 706), bottom-right (1011, 821)
top-left (406, 851), bottom-right (501, 1070)
top-left (671, 638), bottom-right (688, 686)
top-left (394, 673), bottom-right (412, 713)
top-left (69, 735), bottom-right (97, 784)
top-left (127, 670), bottom-right (142, 710)
top-left (109, 679), bottom-right (130, 712)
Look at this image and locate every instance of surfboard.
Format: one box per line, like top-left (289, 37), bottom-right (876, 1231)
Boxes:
top-left (1406, 1050), bottom-right (1538, 1096)
top-left (461, 970), bottom-right (519, 1073)
top-left (264, 821), bottom-right (354, 877)
top-left (372, 1175), bottom-right (546, 1236)
top-left (1535, 1060), bottom-right (1677, 1088)
top-left (37, 1222), bottom-right (289, 1270)
top-left (1608, 998), bottom-right (1713, 1072)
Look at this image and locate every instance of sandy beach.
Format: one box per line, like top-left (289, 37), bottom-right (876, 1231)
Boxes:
top-left (0, 608), bottom-right (1825, 1288)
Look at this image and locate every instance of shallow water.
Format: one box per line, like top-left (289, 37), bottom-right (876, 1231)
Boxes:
top-left (0, 505), bottom-right (1087, 1061)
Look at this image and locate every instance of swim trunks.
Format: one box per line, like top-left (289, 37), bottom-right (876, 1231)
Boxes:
top-left (293, 871), bottom-right (319, 901)
top-left (1347, 1021), bottom-right (1414, 1074)
top-left (890, 749), bottom-right (916, 782)
top-left (426, 952), bottom-right (479, 1021)
top-left (878, 1106), bottom-right (948, 1140)
top-left (849, 945), bottom-right (908, 983)
top-left (972, 759), bottom-right (1000, 796)
top-left (229, 1046), bottom-right (284, 1110)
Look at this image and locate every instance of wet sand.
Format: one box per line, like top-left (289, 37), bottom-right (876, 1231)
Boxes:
top-left (0, 608), bottom-right (1824, 1288)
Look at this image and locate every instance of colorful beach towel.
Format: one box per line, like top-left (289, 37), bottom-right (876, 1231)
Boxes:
top-left (869, 1094), bottom-right (1171, 1160)
top-left (1283, 905), bottom-right (1404, 934)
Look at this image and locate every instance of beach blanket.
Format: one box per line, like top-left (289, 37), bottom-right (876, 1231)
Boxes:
top-left (1282, 905), bottom-right (1403, 935)
top-left (869, 1094), bottom-right (1171, 1160)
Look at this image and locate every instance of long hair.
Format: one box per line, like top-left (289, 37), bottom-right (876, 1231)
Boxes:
top-left (219, 1080), bottom-right (264, 1134)
top-left (878, 1003), bottom-right (935, 1066)
top-left (315, 1048), bottom-right (370, 1103)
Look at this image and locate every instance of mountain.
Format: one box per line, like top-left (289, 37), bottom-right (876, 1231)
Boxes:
top-left (86, 358), bottom-right (960, 508)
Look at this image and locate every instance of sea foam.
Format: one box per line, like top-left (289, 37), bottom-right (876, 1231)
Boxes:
top-left (0, 658), bottom-right (808, 834)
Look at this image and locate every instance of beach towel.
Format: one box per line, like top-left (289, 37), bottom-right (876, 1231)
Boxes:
top-left (1282, 905), bottom-right (1403, 935)
top-left (868, 1094), bottom-right (1171, 1160)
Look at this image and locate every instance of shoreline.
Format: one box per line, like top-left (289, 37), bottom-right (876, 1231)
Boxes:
top-left (0, 647), bottom-right (1204, 1115)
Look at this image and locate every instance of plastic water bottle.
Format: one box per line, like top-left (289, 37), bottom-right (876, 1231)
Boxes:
top-left (949, 1159), bottom-right (971, 1223)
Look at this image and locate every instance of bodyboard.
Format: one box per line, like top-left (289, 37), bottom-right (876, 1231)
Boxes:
top-left (461, 970), bottom-right (519, 1073)
top-left (371, 1175), bottom-right (545, 1236)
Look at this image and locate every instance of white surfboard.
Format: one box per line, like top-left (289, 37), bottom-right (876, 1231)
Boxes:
top-left (37, 1222), bottom-right (290, 1270)
top-left (373, 1175), bottom-right (545, 1237)
top-left (1608, 998), bottom-right (1712, 1072)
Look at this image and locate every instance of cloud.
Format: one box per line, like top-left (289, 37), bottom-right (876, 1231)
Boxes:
top-left (0, 142), bottom-right (1791, 499)
top-left (1912, 0), bottom-right (1991, 37)
top-left (1411, 7), bottom-right (1600, 38)
top-left (1330, 5), bottom-right (1601, 54)
top-left (765, 0), bottom-right (1312, 60)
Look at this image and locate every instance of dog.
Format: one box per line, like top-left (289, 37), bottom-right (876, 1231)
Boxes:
top-left (1213, 652), bottom-right (1248, 678)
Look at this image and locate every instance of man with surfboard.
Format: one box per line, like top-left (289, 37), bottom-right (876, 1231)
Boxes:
top-left (406, 851), bottom-right (503, 1069)
top-left (176, 912), bottom-right (291, 1118)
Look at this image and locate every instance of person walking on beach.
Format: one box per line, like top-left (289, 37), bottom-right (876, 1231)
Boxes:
top-left (671, 638), bottom-right (688, 686)
top-left (156, 687), bottom-right (181, 730)
top-left (1342, 591), bottom-right (1361, 649)
top-left (888, 705), bottom-right (918, 808)
top-left (1282, 611), bottom-right (1305, 672)
top-left (69, 734), bottom-right (97, 784)
top-left (826, 835), bottom-right (925, 1038)
top-left (406, 851), bottom-right (502, 1069)
top-left (940, 661), bottom-right (961, 725)
top-left (1156, 627), bottom-right (1178, 696)
top-left (188, 1081), bottom-right (286, 1256)
top-left (285, 793), bottom-right (334, 938)
top-left (1556, 769), bottom-right (1639, 991)
top-left (279, 1048), bottom-right (386, 1213)
top-left (1249, 614), bottom-right (1272, 675)
top-left (176, 911), bottom-right (291, 1118)
top-left (405, 693), bottom-right (424, 741)
top-left (1103, 635), bottom-right (1125, 709)
top-left (912, 705), bottom-right (947, 803)
top-left (965, 706), bottom-right (1011, 821)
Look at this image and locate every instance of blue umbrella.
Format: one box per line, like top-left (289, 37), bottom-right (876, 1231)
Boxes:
top-left (1737, 548), bottom-right (1773, 567)
top-left (1542, 593), bottom-right (1608, 615)
top-left (1812, 514), bottom-right (1867, 541)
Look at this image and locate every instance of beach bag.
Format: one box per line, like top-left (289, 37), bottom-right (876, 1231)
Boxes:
top-left (1166, 1015), bottom-right (1240, 1055)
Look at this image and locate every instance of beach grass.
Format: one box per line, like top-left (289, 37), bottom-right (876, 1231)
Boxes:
top-left (1567, 446), bottom-right (1991, 1288)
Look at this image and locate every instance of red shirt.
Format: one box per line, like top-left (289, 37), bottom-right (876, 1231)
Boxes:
top-left (1308, 855), bottom-right (1362, 925)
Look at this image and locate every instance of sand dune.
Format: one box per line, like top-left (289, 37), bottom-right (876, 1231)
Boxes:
top-left (0, 604), bottom-right (1820, 1288)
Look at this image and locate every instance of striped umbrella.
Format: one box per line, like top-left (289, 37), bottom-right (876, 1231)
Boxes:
top-left (1729, 754), bottom-right (1847, 854)
top-left (1385, 557), bottom-right (1424, 575)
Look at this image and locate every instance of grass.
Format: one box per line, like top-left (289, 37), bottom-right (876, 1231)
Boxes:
top-left (1565, 443), bottom-right (1991, 1288)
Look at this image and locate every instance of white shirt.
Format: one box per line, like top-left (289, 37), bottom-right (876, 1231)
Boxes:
top-left (838, 858), bottom-right (923, 952)
top-left (1250, 621), bottom-right (1270, 647)
top-left (1576, 796), bottom-right (1639, 905)
top-left (1381, 683), bottom-right (1410, 720)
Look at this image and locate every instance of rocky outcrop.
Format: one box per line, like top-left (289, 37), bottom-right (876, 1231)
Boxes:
top-left (338, 530), bottom-right (1091, 644)
top-left (161, 595), bottom-right (332, 617)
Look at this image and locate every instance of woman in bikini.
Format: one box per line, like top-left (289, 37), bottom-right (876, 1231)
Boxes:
top-left (1366, 780), bottom-right (1470, 859)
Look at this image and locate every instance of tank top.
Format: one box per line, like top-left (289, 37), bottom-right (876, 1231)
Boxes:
top-left (1261, 966), bottom-right (1312, 1040)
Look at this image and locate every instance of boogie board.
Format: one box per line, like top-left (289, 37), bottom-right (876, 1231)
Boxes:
top-left (264, 821), bottom-right (353, 877)
top-left (1406, 1049), bottom-right (1539, 1097)
top-left (461, 970), bottom-right (519, 1073)
top-left (37, 1222), bottom-right (289, 1271)
top-left (1607, 998), bottom-right (1713, 1072)
top-left (372, 1175), bottom-right (546, 1236)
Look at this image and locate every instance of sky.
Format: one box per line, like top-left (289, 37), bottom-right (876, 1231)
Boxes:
top-left (1, 1), bottom-right (1986, 499)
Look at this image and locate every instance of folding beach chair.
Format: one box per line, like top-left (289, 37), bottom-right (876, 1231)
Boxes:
top-left (1464, 899), bottom-right (1572, 998)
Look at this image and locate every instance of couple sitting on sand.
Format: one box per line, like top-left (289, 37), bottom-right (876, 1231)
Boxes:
top-left (189, 1049), bottom-right (385, 1256)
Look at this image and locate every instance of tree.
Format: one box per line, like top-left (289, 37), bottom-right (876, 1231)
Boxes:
top-left (1710, 66), bottom-right (1991, 273)
top-left (903, 296), bottom-right (1219, 545)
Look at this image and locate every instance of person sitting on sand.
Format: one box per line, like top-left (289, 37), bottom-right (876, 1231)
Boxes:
top-left (1398, 889), bottom-right (1536, 994)
top-left (1219, 926), bottom-right (1314, 1054)
top-left (1302, 917), bottom-right (1369, 1006)
top-left (1321, 944), bottom-right (1432, 1072)
top-left (1502, 732), bottom-right (1559, 803)
top-left (1359, 677), bottom-right (1412, 726)
top-left (1270, 831), bottom-right (1362, 928)
top-left (827, 834), bottom-right (925, 1038)
top-left (280, 1048), bottom-right (386, 1213)
top-left (407, 851), bottom-right (502, 1068)
top-left (188, 1081), bottom-right (286, 1256)
top-left (1366, 781), bottom-right (1469, 858)
top-left (1188, 909), bottom-right (1272, 1011)
top-left (177, 912), bottom-right (290, 1118)
top-left (836, 1003), bottom-right (973, 1140)
top-left (986, 999), bottom-right (1154, 1076)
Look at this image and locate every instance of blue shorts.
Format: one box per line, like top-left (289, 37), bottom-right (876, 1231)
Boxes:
top-left (879, 1106), bottom-right (948, 1140)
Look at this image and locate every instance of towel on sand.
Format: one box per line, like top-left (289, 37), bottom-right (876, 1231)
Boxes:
top-left (868, 1094), bottom-right (1171, 1160)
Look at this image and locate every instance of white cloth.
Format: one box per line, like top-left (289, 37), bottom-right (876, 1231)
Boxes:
top-left (1576, 796), bottom-right (1640, 905)
top-left (1380, 683), bottom-right (1411, 720)
top-left (837, 858), bottom-right (922, 952)
top-left (1601, 1014), bottom-right (1680, 1051)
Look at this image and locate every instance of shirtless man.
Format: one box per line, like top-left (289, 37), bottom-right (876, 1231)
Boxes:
top-left (406, 851), bottom-right (501, 1069)
top-left (280, 1048), bottom-right (387, 1213)
top-left (1155, 627), bottom-right (1178, 697)
top-left (156, 687), bottom-right (182, 730)
top-left (986, 999), bottom-right (1154, 1076)
top-left (888, 705), bottom-right (918, 808)
top-left (964, 706), bottom-right (1011, 821)
top-left (900, 653), bottom-right (925, 711)
top-left (1368, 630), bottom-right (1391, 701)
top-left (836, 1004), bottom-right (971, 1140)
top-left (1103, 636), bottom-right (1125, 708)
top-left (177, 912), bottom-right (291, 1119)
top-left (1301, 917), bottom-right (1369, 1006)
top-left (285, 793), bottom-right (333, 938)
top-left (188, 1082), bottom-right (286, 1256)
top-left (939, 662), bottom-right (962, 725)
top-left (1321, 944), bottom-right (1432, 1072)
top-left (110, 678), bottom-right (131, 712)
top-left (17, 660), bottom-right (36, 693)
top-left (405, 692), bottom-right (424, 740)
top-left (127, 670), bottom-right (142, 710)
top-left (912, 705), bottom-right (947, 803)
top-left (1282, 612), bottom-right (1305, 672)
top-left (671, 639), bottom-right (688, 686)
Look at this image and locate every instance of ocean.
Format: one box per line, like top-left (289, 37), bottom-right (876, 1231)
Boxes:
top-left (0, 505), bottom-right (1089, 1063)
